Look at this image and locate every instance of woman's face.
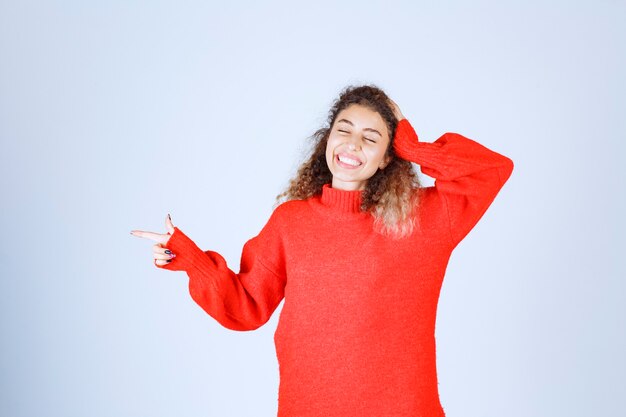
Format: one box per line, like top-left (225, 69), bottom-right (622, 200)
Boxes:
top-left (325, 104), bottom-right (391, 191)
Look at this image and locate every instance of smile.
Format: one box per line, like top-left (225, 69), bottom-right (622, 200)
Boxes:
top-left (336, 154), bottom-right (363, 168)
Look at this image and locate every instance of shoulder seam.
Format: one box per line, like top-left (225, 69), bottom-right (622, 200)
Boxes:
top-left (256, 256), bottom-right (284, 280)
top-left (439, 189), bottom-right (457, 247)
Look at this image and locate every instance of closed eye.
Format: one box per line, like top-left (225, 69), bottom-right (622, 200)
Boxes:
top-left (339, 129), bottom-right (376, 143)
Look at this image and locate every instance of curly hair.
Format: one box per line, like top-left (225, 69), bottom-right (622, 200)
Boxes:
top-left (275, 84), bottom-right (423, 239)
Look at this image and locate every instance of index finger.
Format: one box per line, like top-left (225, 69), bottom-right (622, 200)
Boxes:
top-left (130, 230), bottom-right (170, 244)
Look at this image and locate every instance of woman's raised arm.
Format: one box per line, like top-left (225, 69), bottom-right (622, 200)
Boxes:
top-left (392, 118), bottom-right (514, 247)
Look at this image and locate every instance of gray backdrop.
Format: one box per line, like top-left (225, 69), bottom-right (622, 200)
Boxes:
top-left (1, 1), bottom-right (624, 416)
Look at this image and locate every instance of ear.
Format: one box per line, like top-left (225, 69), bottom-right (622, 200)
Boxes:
top-left (379, 155), bottom-right (392, 170)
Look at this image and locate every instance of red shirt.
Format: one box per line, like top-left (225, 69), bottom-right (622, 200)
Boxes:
top-left (158, 119), bottom-right (514, 416)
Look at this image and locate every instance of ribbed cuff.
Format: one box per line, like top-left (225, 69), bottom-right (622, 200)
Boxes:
top-left (393, 118), bottom-right (420, 159)
top-left (156, 226), bottom-right (205, 272)
top-left (393, 119), bottom-right (445, 168)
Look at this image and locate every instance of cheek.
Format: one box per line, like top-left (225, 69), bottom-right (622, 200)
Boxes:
top-left (367, 147), bottom-right (386, 164)
top-left (326, 136), bottom-right (340, 156)
top-left (373, 143), bottom-right (390, 162)
top-left (325, 142), bottom-right (336, 168)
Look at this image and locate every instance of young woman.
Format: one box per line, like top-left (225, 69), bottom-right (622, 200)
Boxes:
top-left (131, 84), bottom-right (514, 416)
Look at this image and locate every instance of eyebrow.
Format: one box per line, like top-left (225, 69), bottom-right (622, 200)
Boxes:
top-left (336, 119), bottom-right (382, 137)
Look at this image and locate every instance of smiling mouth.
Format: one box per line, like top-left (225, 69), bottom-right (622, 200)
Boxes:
top-left (336, 154), bottom-right (362, 168)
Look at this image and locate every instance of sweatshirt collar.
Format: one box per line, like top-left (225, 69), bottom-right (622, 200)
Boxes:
top-left (320, 183), bottom-right (363, 214)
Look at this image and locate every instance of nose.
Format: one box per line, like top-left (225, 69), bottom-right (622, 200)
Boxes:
top-left (348, 136), bottom-right (361, 151)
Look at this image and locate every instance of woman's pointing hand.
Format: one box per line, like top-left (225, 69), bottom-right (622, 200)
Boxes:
top-left (130, 214), bottom-right (177, 266)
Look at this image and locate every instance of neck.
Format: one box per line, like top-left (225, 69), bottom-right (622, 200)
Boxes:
top-left (331, 178), bottom-right (365, 192)
top-left (320, 183), bottom-right (364, 214)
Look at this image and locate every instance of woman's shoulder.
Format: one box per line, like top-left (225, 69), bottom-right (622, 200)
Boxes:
top-left (413, 185), bottom-right (442, 210)
top-left (412, 185), bottom-right (451, 229)
top-left (269, 197), bottom-right (315, 222)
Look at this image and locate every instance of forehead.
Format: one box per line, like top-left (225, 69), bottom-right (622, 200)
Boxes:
top-left (335, 104), bottom-right (388, 136)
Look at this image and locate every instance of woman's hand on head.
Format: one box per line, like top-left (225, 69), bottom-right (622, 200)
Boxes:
top-left (130, 214), bottom-right (177, 266)
top-left (388, 98), bottom-right (405, 121)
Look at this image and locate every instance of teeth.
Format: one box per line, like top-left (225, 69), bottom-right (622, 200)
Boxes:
top-left (338, 155), bottom-right (361, 166)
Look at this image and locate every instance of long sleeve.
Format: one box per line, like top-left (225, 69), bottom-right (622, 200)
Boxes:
top-left (393, 118), bottom-right (514, 247)
top-left (155, 207), bottom-right (287, 331)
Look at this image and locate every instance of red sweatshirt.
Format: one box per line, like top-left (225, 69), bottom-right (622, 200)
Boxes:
top-left (157, 118), bottom-right (514, 416)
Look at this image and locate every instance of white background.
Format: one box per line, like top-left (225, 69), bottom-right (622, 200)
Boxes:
top-left (1, 1), bottom-right (624, 416)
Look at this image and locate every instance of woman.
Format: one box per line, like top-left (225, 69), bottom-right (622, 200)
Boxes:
top-left (131, 84), bottom-right (514, 416)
